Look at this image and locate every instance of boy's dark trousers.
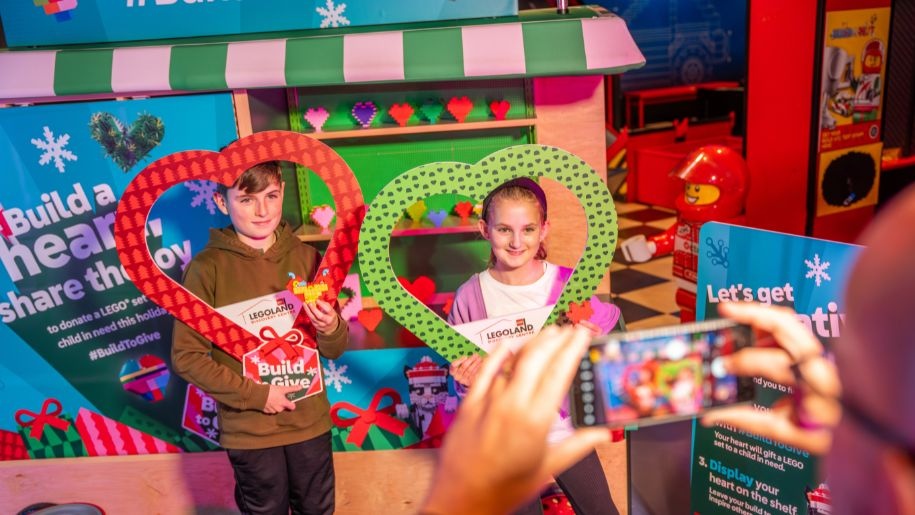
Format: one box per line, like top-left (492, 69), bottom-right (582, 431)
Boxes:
top-left (226, 431), bottom-right (335, 515)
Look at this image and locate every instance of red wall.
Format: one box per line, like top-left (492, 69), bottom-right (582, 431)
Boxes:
top-left (745, 0), bottom-right (820, 234)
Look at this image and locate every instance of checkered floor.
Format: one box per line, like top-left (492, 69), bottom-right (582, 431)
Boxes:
top-left (610, 200), bottom-right (683, 330)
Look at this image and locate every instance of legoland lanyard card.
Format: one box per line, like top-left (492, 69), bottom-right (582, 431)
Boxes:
top-left (452, 305), bottom-right (554, 353)
top-left (216, 290), bottom-right (324, 402)
top-left (215, 290), bottom-right (302, 336)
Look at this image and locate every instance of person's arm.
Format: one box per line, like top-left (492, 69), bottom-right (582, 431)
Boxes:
top-left (446, 280), bottom-right (475, 326)
top-left (700, 302), bottom-right (842, 455)
top-left (420, 325), bottom-right (613, 515)
top-left (171, 259), bottom-right (271, 411)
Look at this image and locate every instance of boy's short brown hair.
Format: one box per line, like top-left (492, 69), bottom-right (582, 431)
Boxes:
top-left (217, 161), bottom-right (282, 196)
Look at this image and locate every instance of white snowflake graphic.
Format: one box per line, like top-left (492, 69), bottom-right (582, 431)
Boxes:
top-left (184, 180), bottom-right (219, 214)
top-left (248, 354), bottom-right (262, 365)
top-left (307, 366), bottom-right (319, 377)
top-left (205, 427), bottom-right (219, 440)
top-left (323, 360), bottom-right (352, 392)
top-left (31, 126), bottom-right (78, 173)
top-left (804, 254), bottom-right (832, 287)
top-left (316, 0), bottom-right (350, 28)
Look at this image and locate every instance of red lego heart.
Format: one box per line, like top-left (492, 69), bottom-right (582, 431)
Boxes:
top-left (446, 96), bottom-right (473, 123)
top-left (388, 103), bottom-right (415, 127)
top-left (489, 100), bottom-right (510, 120)
top-left (114, 131), bottom-right (365, 361)
top-left (397, 276), bottom-right (436, 306)
top-left (454, 201), bottom-right (474, 222)
top-left (357, 308), bottom-right (383, 332)
top-left (566, 300), bottom-right (595, 324)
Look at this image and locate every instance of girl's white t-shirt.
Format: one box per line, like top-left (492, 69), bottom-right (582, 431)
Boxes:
top-left (478, 261), bottom-right (575, 444)
top-left (478, 262), bottom-right (558, 317)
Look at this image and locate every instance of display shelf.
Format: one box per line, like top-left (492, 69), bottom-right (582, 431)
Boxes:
top-left (296, 215), bottom-right (480, 242)
top-left (303, 118), bottom-right (537, 140)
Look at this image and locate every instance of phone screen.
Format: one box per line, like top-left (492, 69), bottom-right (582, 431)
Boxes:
top-left (570, 319), bottom-right (755, 428)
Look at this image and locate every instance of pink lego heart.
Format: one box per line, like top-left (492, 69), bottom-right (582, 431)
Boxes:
top-left (303, 107), bottom-right (330, 132)
top-left (311, 204), bottom-right (336, 233)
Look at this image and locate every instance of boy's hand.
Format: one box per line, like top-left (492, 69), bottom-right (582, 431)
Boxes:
top-left (303, 299), bottom-right (340, 335)
top-left (263, 385), bottom-right (301, 414)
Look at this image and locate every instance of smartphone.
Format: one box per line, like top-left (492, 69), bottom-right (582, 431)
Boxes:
top-left (570, 318), bottom-right (755, 428)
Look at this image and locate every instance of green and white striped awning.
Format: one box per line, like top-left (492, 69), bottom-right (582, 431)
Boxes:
top-left (0, 6), bottom-right (644, 103)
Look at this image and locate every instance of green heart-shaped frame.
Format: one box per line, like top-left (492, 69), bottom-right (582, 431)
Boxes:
top-left (359, 144), bottom-right (618, 361)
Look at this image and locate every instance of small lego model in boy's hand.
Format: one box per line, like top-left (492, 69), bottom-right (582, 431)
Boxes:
top-left (172, 161), bottom-right (348, 515)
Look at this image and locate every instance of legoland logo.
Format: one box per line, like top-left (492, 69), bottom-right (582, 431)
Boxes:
top-left (476, 317), bottom-right (536, 348)
top-left (242, 299), bottom-right (295, 324)
top-left (34, 0), bottom-right (78, 21)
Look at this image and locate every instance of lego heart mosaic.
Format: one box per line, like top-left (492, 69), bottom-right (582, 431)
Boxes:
top-left (89, 112), bottom-right (164, 172)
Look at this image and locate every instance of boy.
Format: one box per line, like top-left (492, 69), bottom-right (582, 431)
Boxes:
top-left (172, 161), bottom-right (347, 515)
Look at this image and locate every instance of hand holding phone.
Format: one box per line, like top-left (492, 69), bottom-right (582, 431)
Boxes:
top-left (570, 319), bottom-right (755, 428)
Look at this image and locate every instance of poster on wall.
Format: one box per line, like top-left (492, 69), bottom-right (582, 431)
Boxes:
top-left (689, 222), bottom-right (861, 514)
top-left (0, 93), bottom-right (238, 459)
top-left (593, 0), bottom-right (747, 91)
top-left (815, 1), bottom-right (890, 215)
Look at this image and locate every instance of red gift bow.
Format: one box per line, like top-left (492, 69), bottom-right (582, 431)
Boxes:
top-left (15, 398), bottom-right (71, 440)
top-left (257, 327), bottom-right (305, 365)
top-left (330, 388), bottom-right (408, 447)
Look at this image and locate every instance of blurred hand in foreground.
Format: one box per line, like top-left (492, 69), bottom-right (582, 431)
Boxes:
top-left (420, 325), bottom-right (613, 515)
top-left (701, 302), bottom-right (842, 455)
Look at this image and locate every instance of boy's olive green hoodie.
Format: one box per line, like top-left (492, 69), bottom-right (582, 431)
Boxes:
top-left (172, 221), bottom-right (347, 449)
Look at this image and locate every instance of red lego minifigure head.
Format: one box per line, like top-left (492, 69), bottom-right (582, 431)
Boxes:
top-left (671, 145), bottom-right (749, 222)
top-left (861, 39), bottom-right (883, 74)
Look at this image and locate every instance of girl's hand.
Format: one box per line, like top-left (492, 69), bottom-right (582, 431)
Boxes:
top-left (575, 319), bottom-right (602, 337)
top-left (450, 355), bottom-right (484, 388)
top-left (303, 299), bottom-right (340, 335)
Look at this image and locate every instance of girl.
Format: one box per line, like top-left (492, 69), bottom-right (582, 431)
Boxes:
top-left (447, 177), bottom-right (620, 515)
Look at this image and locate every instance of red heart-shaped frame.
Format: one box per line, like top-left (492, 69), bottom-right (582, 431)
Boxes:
top-left (114, 131), bottom-right (365, 361)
